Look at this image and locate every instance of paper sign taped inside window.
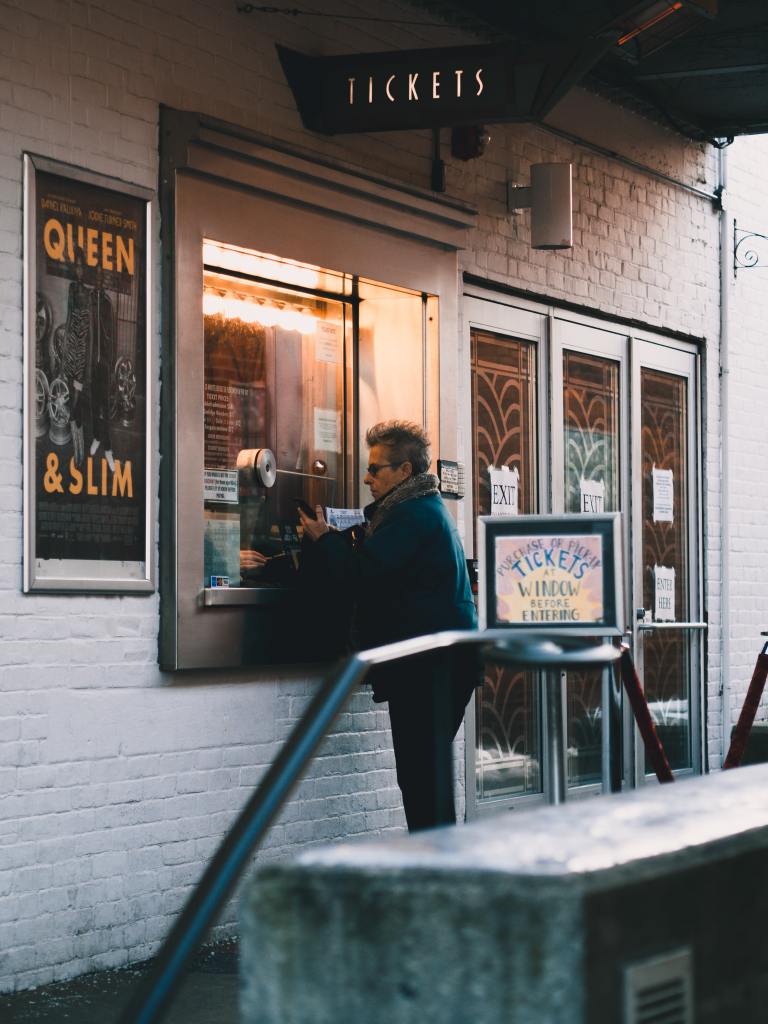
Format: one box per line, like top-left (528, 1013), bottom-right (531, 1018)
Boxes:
top-left (315, 321), bottom-right (341, 364)
top-left (654, 564), bottom-right (675, 621)
top-left (314, 408), bottom-right (341, 452)
top-left (652, 466), bottom-right (674, 523)
top-left (204, 468), bottom-right (239, 504)
top-left (580, 478), bottom-right (605, 515)
top-left (489, 465), bottom-right (519, 516)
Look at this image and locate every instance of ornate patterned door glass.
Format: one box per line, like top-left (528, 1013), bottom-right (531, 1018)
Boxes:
top-left (562, 350), bottom-right (620, 787)
top-left (471, 329), bottom-right (540, 799)
top-left (640, 368), bottom-right (691, 771)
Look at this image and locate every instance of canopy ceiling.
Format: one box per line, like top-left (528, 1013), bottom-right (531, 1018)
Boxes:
top-left (413, 0), bottom-right (768, 140)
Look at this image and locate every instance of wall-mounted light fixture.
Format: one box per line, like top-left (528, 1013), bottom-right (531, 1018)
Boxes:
top-left (507, 163), bottom-right (573, 251)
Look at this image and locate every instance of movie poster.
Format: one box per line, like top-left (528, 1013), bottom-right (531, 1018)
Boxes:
top-left (24, 157), bottom-right (153, 591)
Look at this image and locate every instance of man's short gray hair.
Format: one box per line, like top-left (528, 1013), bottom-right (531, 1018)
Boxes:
top-left (366, 420), bottom-right (431, 475)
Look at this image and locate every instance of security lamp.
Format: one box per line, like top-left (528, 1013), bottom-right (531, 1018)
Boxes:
top-left (507, 163), bottom-right (573, 251)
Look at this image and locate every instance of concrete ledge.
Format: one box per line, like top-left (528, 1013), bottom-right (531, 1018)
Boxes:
top-left (241, 765), bottom-right (768, 1023)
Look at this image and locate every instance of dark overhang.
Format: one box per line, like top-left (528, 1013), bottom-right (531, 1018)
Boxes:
top-left (409, 0), bottom-right (768, 141)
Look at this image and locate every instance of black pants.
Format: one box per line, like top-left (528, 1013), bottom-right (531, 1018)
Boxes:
top-left (89, 357), bottom-right (112, 450)
top-left (387, 668), bottom-right (476, 833)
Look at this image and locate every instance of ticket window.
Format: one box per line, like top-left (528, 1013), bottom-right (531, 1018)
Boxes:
top-left (201, 242), bottom-right (351, 587)
top-left (159, 121), bottom-right (465, 671)
top-left (195, 240), bottom-right (436, 644)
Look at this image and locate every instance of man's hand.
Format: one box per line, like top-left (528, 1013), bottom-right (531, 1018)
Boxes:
top-left (299, 505), bottom-right (330, 541)
top-left (240, 549), bottom-right (269, 571)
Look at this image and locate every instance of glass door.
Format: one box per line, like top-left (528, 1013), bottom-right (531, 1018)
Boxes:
top-left (553, 322), bottom-right (702, 789)
top-left (464, 295), bottom-right (547, 813)
top-left (464, 294), bottom-right (703, 813)
top-left (632, 339), bottom-right (702, 779)
top-left (552, 320), bottom-right (629, 793)
top-left (471, 327), bottom-right (541, 802)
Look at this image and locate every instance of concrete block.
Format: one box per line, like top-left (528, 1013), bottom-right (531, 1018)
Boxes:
top-left (241, 766), bottom-right (768, 1023)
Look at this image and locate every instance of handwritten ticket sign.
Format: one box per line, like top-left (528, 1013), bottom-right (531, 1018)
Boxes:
top-left (495, 533), bottom-right (604, 625)
top-left (477, 513), bottom-right (624, 635)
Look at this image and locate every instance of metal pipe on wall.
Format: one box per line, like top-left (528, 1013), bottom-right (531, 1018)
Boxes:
top-left (719, 145), bottom-right (731, 768)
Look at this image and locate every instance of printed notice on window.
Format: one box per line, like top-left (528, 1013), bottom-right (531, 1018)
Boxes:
top-left (314, 408), bottom-right (341, 452)
top-left (654, 564), bottom-right (675, 621)
top-left (580, 478), bottom-right (605, 515)
top-left (315, 322), bottom-right (341, 364)
top-left (489, 465), bottom-right (519, 516)
top-left (203, 512), bottom-right (240, 585)
top-left (204, 469), bottom-right (239, 504)
top-left (652, 466), bottom-right (674, 522)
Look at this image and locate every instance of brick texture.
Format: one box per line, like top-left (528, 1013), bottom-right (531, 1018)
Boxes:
top-left (0, 0), bottom-right (762, 992)
top-left (721, 135), bottom-right (768, 746)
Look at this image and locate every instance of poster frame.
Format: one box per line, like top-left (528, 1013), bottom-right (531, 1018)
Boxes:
top-left (477, 512), bottom-right (624, 636)
top-left (22, 153), bottom-right (154, 593)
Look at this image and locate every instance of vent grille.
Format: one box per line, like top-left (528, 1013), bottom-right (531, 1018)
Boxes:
top-left (624, 948), bottom-right (693, 1024)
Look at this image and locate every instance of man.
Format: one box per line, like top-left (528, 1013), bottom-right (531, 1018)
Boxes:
top-left (88, 266), bottom-right (116, 472)
top-left (62, 248), bottom-right (91, 468)
top-left (299, 420), bottom-right (477, 831)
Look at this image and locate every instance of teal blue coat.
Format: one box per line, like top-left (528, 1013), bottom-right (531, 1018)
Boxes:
top-left (311, 492), bottom-right (477, 700)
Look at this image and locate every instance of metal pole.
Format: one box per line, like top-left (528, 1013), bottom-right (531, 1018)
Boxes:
top-left (618, 647), bottom-right (674, 784)
top-left (602, 661), bottom-right (623, 794)
top-left (723, 641), bottom-right (768, 769)
top-left (545, 670), bottom-right (567, 804)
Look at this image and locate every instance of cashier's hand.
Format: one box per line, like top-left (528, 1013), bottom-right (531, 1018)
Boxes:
top-left (240, 549), bottom-right (270, 571)
top-left (299, 505), bottom-right (330, 541)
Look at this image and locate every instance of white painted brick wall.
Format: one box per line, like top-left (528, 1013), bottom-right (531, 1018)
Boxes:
top-left (0, 0), bottom-right (759, 992)
top-left (722, 134), bottom-right (768, 735)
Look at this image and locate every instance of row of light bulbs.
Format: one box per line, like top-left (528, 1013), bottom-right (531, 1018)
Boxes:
top-left (203, 290), bottom-right (319, 334)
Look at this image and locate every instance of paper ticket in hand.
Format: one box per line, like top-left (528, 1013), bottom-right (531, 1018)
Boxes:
top-left (325, 507), bottom-right (365, 530)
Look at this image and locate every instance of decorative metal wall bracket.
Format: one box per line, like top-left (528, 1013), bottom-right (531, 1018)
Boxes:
top-left (734, 221), bottom-right (768, 274)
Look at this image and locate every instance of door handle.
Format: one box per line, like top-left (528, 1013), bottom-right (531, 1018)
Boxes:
top-left (636, 622), bottom-right (707, 631)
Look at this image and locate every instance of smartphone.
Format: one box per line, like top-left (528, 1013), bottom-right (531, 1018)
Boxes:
top-left (293, 497), bottom-right (317, 520)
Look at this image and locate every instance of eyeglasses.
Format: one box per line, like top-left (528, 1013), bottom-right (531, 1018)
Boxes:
top-left (366, 462), bottom-right (402, 477)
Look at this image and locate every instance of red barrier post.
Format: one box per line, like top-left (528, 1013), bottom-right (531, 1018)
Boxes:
top-left (618, 646), bottom-right (675, 784)
top-left (723, 642), bottom-right (768, 769)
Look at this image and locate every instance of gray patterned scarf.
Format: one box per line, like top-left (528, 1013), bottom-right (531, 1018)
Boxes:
top-left (365, 472), bottom-right (440, 536)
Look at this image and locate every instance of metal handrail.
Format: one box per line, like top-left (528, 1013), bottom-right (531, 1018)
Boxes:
top-left (119, 628), bottom-right (618, 1024)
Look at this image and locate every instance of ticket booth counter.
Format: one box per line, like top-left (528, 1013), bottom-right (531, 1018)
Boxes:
top-left (158, 110), bottom-right (474, 670)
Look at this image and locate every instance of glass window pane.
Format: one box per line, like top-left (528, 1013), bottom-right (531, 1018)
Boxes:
top-left (471, 330), bottom-right (540, 800)
top-left (357, 279), bottom-right (428, 497)
top-left (641, 368), bottom-right (691, 771)
top-left (478, 664), bottom-right (541, 799)
top-left (563, 350), bottom-right (620, 514)
top-left (562, 350), bottom-right (621, 788)
top-left (202, 260), bottom-right (345, 587)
